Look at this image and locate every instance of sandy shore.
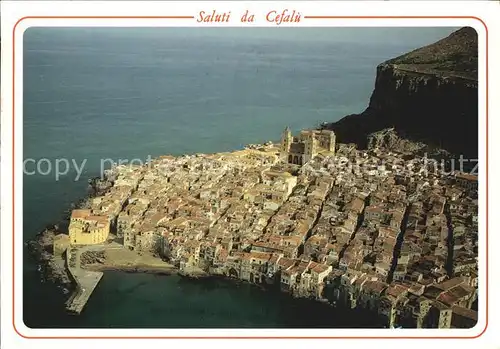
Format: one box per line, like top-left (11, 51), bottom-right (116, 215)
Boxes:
top-left (84, 264), bottom-right (177, 275)
top-left (81, 247), bottom-right (178, 275)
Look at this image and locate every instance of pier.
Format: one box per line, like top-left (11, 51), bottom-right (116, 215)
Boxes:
top-left (65, 246), bottom-right (104, 315)
top-left (65, 270), bottom-right (103, 314)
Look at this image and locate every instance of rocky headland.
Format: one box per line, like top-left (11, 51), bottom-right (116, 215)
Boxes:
top-left (26, 225), bottom-right (74, 294)
top-left (322, 27), bottom-right (478, 160)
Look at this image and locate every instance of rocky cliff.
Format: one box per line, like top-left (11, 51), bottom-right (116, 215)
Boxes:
top-left (324, 27), bottom-right (478, 158)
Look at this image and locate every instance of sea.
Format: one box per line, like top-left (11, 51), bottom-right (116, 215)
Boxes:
top-left (23, 27), bottom-right (457, 328)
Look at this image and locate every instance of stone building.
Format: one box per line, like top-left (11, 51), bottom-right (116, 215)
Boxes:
top-left (280, 127), bottom-right (336, 165)
top-left (68, 209), bottom-right (110, 245)
top-left (454, 172), bottom-right (478, 192)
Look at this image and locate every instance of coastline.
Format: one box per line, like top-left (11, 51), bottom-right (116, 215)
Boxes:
top-left (26, 130), bottom-right (478, 328)
top-left (26, 226), bottom-right (75, 295)
top-left (22, 28), bottom-right (480, 330)
top-left (26, 157), bottom-right (318, 311)
top-left (27, 133), bottom-right (479, 328)
top-left (84, 264), bottom-right (177, 275)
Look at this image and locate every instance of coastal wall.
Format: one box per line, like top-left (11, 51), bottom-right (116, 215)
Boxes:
top-left (65, 247), bottom-right (104, 314)
top-left (25, 227), bottom-right (74, 293)
top-left (64, 248), bottom-right (83, 309)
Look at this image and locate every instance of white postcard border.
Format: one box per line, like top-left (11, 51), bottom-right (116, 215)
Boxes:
top-left (1, 0), bottom-right (497, 346)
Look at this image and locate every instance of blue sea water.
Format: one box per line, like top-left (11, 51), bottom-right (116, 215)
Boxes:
top-left (23, 27), bottom-right (456, 328)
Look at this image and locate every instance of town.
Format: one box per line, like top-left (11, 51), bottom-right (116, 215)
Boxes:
top-left (55, 127), bottom-right (479, 329)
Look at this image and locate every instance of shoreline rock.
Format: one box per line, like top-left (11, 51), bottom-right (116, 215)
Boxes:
top-left (25, 173), bottom-right (117, 297)
top-left (25, 226), bottom-right (74, 295)
top-left (26, 225), bottom-right (387, 326)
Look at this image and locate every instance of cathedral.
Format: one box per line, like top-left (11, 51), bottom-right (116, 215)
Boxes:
top-left (280, 127), bottom-right (336, 166)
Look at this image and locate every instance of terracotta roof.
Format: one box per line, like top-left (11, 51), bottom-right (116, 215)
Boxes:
top-left (424, 286), bottom-right (444, 299)
top-left (282, 267), bottom-right (298, 276)
top-left (306, 235), bottom-right (327, 245)
top-left (386, 284), bottom-right (408, 298)
top-left (455, 172), bottom-right (478, 182)
top-left (278, 257), bottom-right (295, 269)
top-left (71, 209), bottom-right (92, 219)
top-left (432, 301), bottom-right (451, 311)
top-left (217, 248), bottom-right (229, 262)
top-left (448, 285), bottom-right (474, 299)
top-left (88, 215), bottom-right (109, 224)
top-left (437, 291), bottom-right (460, 306)
top-left (364, 280), bottom-right (388, 294)
top-left (452, 305), bottom-right (478, 321)
top-left (408, 284), bottom-right (425, 295)
top-left (436, 277), bottom-right (464, 291)
top-left (249, 251), bottom-right (272, 261)
top-left (312, 263), bottom-right (331, 274)
top-left (268, 254), bottom-right (281, 264)
top-left (347, 198), bottom-right (365, 212)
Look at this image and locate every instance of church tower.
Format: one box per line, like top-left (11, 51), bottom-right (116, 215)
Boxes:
top-left (281, 127), bottom-right (293, 159)
top-left (329, 131), bottom-right (336, 154)
top-left (303, 132), bottom-right (318, 164)
top-left (281, 127), bottom-right (292, 151)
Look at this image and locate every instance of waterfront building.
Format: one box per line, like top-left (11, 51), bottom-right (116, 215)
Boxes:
top-left (68, 209), bottom-right (110, 245)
